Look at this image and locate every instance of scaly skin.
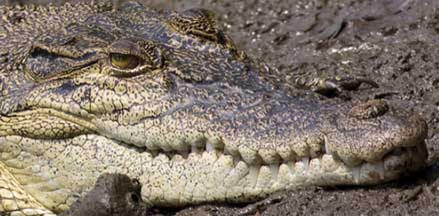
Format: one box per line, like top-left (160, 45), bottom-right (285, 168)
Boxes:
top-left (0, 1), bottom-right (428, 215)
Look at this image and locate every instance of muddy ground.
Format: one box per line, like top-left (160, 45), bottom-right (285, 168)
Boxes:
top-left (3, 0), bottom-right (439, 215)
top-left (146, 0), bottom-right (439, 215)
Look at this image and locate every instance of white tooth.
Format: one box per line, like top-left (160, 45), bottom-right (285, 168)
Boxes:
top-left (206, 142), bottom-right (214, 152)
top-left (352, 166), bottom-right (361, 184)
top-left (270, 164), bottom-right (279, 181)
top-left (249, 165), bottom-right (260, 187)
top-left (324, 135), bottom-right (330, 154)
top-left (372, 161), bottom-right (385, 180)
top-left (302, 157), bottom-right (310, 173)
top-left (207, 137), bottom-right (225, 152)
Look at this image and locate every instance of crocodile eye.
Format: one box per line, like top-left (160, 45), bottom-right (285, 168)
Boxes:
top-left (110, 53), bottom-right (141, 69)
top-left (107, 39), bottom-right (163, 77)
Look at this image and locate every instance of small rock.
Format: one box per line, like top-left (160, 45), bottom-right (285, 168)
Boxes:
top-left (60, 173), bottom-right (147, 216)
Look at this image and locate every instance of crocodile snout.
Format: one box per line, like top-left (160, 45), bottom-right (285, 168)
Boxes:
top-left (327, 103), bottom-right (428, 167)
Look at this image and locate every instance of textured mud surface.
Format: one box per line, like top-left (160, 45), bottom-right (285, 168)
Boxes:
top-left (3, 0), bottom-right (439, 215)
top-left (146, 0), bottom-right (439, 215)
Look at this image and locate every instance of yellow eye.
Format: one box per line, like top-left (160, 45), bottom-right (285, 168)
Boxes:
top-left (110, 53), bottom-right (141, 69)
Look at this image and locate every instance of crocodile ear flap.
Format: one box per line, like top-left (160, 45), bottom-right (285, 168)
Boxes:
top-left (167, 8), bottom-right (228, 44)
top-left (167, 8), bottom-right (246, 60)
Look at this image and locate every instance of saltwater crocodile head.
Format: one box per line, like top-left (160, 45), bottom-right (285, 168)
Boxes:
top-left (0, 1), bottom-right (427, 212)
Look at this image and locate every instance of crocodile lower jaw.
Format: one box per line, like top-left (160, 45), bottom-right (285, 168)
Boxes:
top-left (139, 140), bottom-right (427, 206)
top-left (0, 132), bottom-right (426, 209)
top-left (174, 143), bottom-right (426, 185)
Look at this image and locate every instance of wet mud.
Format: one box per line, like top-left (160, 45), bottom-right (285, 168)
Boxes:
top-left (147, 0), bottom-right (439, 215)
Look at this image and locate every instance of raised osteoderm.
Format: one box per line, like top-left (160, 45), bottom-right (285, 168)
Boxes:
top-left (0, 1), bottom-right (427, 215)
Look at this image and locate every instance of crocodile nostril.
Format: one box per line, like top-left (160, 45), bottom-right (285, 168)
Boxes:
top-left (349, 99), bottom-right (389, 119)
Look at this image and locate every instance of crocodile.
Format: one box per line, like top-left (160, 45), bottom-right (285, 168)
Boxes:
top-left (0, 1), bottom-right (428, 215)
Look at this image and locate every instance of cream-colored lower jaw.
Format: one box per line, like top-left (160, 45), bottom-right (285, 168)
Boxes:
top-left (140, 142), bottom-right (427, 207)
top-left (0, 134), bottom-right (426, 212)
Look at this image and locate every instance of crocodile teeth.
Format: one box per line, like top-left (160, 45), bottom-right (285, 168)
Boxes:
top-left (206, 138), bottom-right (225, 153)
top-left (206, 142), bottom-right (214, 152)
top-left (351, 166), bottom-right (361, 184)
top-left (270, 164), bottom-right (279, 181)
top-left (249, 165), bottom-right (260, 187)
top-left (324, 135), bottom-right (330, 154)
top-left (302, 157), bottom-right (310, 173)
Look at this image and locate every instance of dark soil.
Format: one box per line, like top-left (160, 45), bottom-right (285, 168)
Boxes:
top-left (145, 0), bottom-right (439, 215)
top-left (4, 0), bottom-right (439, 215)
